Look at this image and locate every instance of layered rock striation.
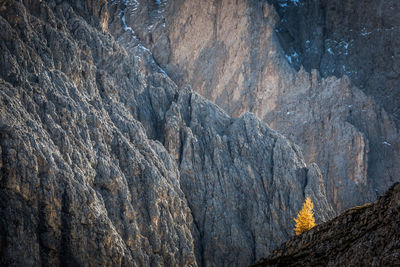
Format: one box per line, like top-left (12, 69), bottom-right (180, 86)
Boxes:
top-left (252, 182), bottom-right (400, 267)
top-left (0, 0), bottom-right (334, 266)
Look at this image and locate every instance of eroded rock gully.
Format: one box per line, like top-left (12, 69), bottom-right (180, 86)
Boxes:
top-left (112, 0), bottom-right (400, 212)
top-left (0, 0), bottom-right (335, 266)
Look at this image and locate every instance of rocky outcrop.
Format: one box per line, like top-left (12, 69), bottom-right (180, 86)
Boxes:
top-left (252, 182), bottom-right (400, 267)
top-left (111, 0), bottom-right (400, 212)
top-left (0, 0), bottom-right (334, 266)
top-left (164, 89), bottom-right (334, 265)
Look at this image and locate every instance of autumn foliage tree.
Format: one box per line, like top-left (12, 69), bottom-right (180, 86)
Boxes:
top-left (294, 196), bottom-right (316, 235)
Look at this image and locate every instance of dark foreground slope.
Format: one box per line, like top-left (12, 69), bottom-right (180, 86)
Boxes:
top-left (0, 0), bottom-right (333, 266)
top-left (252, 182), bottom-right (400, 267)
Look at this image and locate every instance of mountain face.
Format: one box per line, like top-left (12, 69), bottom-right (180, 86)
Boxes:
top-left (114, 0), bottom-right (400, 212)
top-left (0, 0), bottom-right (335, 266)
top-left (272, 0), bottom-right (400, 120)
top-left (252, 182), bottom-right (400, 267)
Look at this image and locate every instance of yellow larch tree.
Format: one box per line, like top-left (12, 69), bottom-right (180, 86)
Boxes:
top-left (294, 196), bottom-right (316, 235)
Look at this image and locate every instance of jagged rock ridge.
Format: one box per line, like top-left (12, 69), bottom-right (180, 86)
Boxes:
top-left (113, 0), bottom-right (400, 212)
top-left (0, 0), bottom-right (333, 266)
top-left (252, 182), bottom-right (400, 267)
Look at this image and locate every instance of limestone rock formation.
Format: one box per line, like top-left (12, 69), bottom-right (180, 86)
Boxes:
top-left (0, 0), bottom-right (334, 266)
top-left (111, 0), bottom-right (400, 212)
top-left (252, 182), bottom-right (400, 267)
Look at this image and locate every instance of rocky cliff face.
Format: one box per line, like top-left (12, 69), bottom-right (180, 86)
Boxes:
top-left (0, 0), bottom-right (334, 266)
top-left (163, 90), bottom-right (335, 266)
top-left (113, 0), bottom-right (400, 212)
top-left (1, 1), bottom-right (195, 265)
top-left (272, 0), bottom-right (400, 121)
top-left (252, 182), bottom-right (400, 267)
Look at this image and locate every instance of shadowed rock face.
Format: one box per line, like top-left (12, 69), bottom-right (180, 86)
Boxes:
top-left (0, 0), bottom-right (334, 266)
top-left (110, 0), bottom-right (400, 212)
top-left (252, 182), bottom-right (400, 267)
top-left (271, 0), bottom-right (400, 122)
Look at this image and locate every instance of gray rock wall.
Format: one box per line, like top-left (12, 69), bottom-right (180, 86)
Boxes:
top-left (111, 0), bottom-right (400, 212)
top-left (0, 0), bottom-right (333, 266)
top-left (1, 1), bottom-right (195, 266)
top-left (272, 0), bottom-right (400, 122)
top-left (164, 89), bottom-right (334, 265)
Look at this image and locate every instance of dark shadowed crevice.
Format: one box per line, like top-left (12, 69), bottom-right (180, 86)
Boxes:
top-left (60, 188), bottom-right (78, 267)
